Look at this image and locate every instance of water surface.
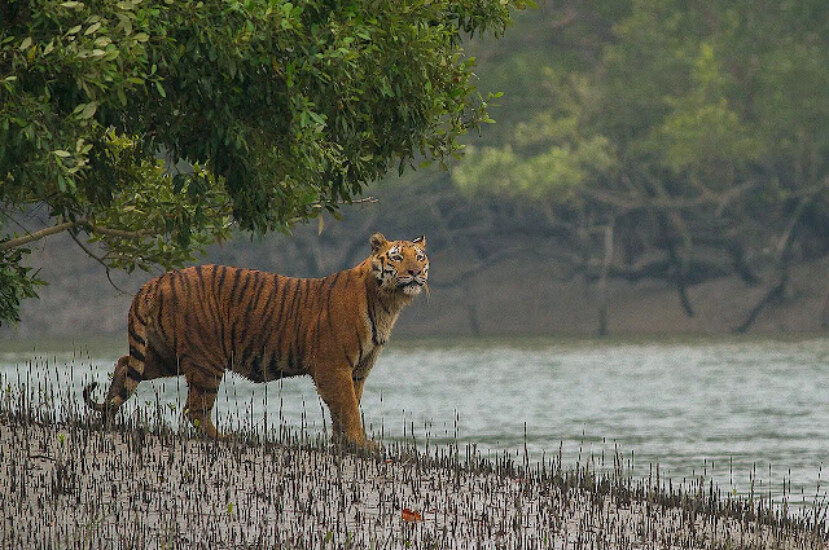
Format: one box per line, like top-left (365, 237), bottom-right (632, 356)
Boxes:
top-left (1, 337), bottom-right (826, 505)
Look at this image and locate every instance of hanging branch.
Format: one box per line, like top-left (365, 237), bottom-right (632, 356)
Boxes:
top-left (66, 231), bottom-right (132, 297)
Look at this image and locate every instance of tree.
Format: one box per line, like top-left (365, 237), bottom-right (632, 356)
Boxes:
top-left (452, 0), bottom-right (828, 333)
top-left (0, 0), bottom-right (528, 325)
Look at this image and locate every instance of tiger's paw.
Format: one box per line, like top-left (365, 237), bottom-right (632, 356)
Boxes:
top-left (333, 434), bottom-right (383, 456)
top-left (360, 438), bottom-right (382, 454)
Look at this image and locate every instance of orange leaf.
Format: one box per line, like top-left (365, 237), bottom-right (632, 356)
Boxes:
top-left (401, 508), bottom-right (422, 522)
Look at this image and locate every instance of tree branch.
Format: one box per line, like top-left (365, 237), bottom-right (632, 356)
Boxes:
top-left (581, 180), bottom-right (758, 213)
top-left (67, 231), bottom-right (132, 296)
top-left (88, 225), bottom-right (154, 239)
top-left (0, 221), bottom-right (75, 251)
top-left (1, 218), bottom-right (160, 252)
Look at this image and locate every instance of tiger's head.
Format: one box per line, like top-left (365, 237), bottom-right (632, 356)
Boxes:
top-left (369, 233), bottom-right (429, 296)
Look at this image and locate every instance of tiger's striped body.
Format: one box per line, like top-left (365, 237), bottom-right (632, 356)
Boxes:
top-left (83, 233), bottom-right (429, 446)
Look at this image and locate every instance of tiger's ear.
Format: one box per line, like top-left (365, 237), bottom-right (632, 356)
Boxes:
top-left (369, 232), bottom-right (388, 252)
top-left (412, 235), bottom-right (427, 249)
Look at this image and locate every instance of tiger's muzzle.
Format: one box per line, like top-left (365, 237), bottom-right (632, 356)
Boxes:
top-left (397, 275), bottom-right (427, 295)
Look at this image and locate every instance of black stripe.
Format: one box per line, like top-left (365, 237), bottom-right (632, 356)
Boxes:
top-left (272, 278), bottom-right (295, 367)
top-left (300, 279), bottom-right (312, 309)
top-left (314, 284), bottom-right (324, 353)
top-left (345, 351), bottom-right (355, 369)
top-left (237, 275), bottom-right (266, 368)
top-left (352, 374), bottom-right (366, 382)
top-left (255, 279), bottom-right (281, 377)
top-left (231, 272), bottom-right (255, 351)
top-left (118, 386), bottom-right (129, 400)
top-left (228, 267), bottom-right (243, 302)
top-left (132, 286), bottom-right (149, 325)
top-left (193, 266), bottom-right (215, 335)
top-left (249, 355), bottom-right (264, 382)
top-left (128, 326), bottom-right (145, 346)
top-left (168, 273), bottom-right (184, 350)
top-left (245, 272), bottom-right (266, 315)
top-left (328, 271), bottom-right (341, 290)
top-left (234, 270), bottom-right (255, 304)
top-left (133, 306), bottom-right (147, 326)
top-left (155, 290), bottom-right (166, 337)
top-left (127, 366), bottom-right (143, 382)
top-left (203, 268), bottom-right (225, 349)
top-left (129, 346), bottom-right (145, 363)
top-left (356, 328), bottom-right (364, 364)
top-left (282, 278), bottom-right (302, 341)
top-left (168, 276), bottom-right (180, 355)
top-left (238, 275), bottom-right (267, 359)
top-left (325, 281), bottom-right (335, 332)
top-left (366, 299), bottom-right (379, 346)
top-left (314, 314), bottom-right (323, 354)
top-left (239, 339), bottom-right (256, 369)
top-left (168, 271), bottom-right (179, 307)
top-left (267, 354), bottom-right (280, 379)
top-left (286, 347), bottom-right (295, 372)
top-left (216, 265), bottom-right (228, 294)
top-left (193, 265), bottom-right (207, 310)
top-left (292, 280), bottom-right (309, 368)
top-left (215, 266), bottom-right (230, 359)
top-left (258, 277), bottom-right (280, 331)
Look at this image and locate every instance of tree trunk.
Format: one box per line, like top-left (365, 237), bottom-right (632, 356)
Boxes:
top-left (734, 194), bottom-right (811, 333)
top-left (597, 222), bottom-right (614, 337)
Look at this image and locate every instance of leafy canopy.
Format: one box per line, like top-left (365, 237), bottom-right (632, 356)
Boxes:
top-left (0, 0), bottom-right (528, 324)
top-left (454, 0), bottom-right (827, 256)
top-left (451, 0), bottom-right (827, 328)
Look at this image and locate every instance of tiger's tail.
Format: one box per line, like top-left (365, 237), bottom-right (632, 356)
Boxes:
top-left (82, 382), bottom-right (108, 413)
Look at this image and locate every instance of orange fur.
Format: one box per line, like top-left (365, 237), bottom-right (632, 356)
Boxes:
top-left (83, 233), bottom-right (429, 446)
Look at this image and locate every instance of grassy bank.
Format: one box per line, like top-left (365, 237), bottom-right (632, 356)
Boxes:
top-left (1, 382), bottom-right (827, 549)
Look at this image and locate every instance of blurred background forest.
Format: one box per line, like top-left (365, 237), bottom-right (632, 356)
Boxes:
top-left (4, 0), bottom-right (828, 338)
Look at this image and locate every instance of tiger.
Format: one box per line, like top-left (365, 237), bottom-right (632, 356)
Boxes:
top-left (83, 233), bottom-right (429, 447)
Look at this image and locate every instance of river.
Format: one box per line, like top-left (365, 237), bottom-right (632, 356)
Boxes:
top-left (1, 336), bottom-right (826, 506)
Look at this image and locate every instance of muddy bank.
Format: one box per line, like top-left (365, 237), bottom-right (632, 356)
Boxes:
top-left (1, 415), bottom-right (826, 549)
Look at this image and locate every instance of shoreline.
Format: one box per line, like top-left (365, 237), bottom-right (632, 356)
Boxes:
top-left (2, 416), bottom-right (826, 549)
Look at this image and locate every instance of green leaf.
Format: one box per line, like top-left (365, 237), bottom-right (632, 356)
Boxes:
top-left (77, 102), bottom-right (98, 120)
top-left (0, 0), bottom-right (526, 324)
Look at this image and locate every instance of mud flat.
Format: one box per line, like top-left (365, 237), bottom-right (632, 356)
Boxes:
top-left (1, 409), bottom-right (826, 550)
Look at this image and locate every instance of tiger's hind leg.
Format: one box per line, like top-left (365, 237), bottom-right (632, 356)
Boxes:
top-left (183, 368), bottom-right (224, 439)
top-left (83, 301), bottom-right (154, 420)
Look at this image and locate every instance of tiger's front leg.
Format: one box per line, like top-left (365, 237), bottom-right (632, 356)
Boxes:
top-left (314, 367), bottom-right (367, 448)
